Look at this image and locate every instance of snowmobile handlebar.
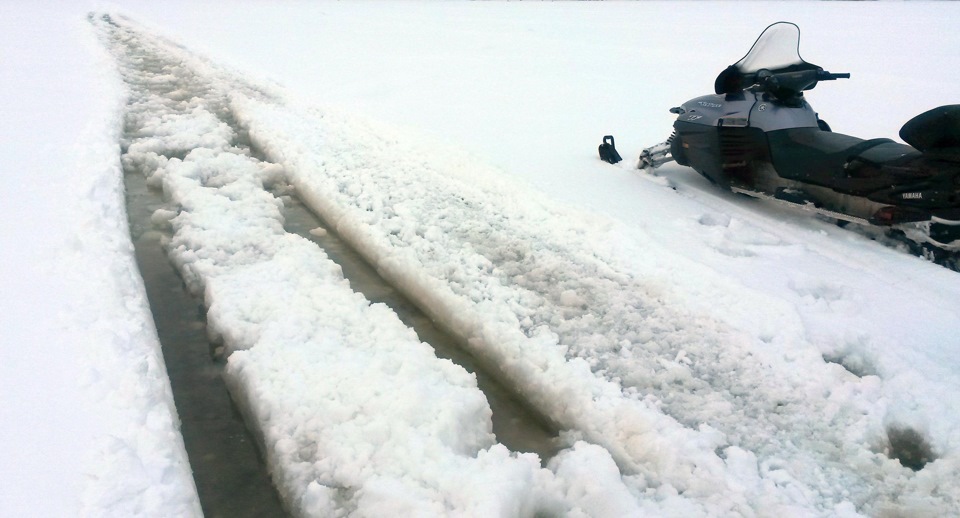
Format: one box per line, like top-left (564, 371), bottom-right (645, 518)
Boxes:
top-left (818, 71), bottom-right (851, 81)
top-left (753, 68), bottom-right (850, 100)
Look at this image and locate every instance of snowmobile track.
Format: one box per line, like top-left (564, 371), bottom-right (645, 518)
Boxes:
top-left (646, 162), bottom-right (960, 272)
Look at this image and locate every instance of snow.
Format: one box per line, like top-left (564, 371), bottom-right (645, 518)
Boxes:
top-left (0, 5), bottom-right (198, 517)
top-left (4, 1), bottom-right (960, 517)
top-left (103, 15), bottom-right (583, 516)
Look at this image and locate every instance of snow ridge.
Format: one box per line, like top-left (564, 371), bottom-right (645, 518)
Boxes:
top-left (69, 15), bottom-right (202, 517)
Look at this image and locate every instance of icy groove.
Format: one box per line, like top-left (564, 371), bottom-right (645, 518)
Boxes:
top-left (124, 167), bottom-right (287, 517)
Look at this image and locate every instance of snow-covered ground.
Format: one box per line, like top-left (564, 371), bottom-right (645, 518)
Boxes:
top-left (3, 1), bottom-right (960, 517)
top-left (0, 6), bottom-right (199, 517)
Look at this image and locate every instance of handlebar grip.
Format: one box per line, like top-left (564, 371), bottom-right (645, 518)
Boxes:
top-left (819, 71), bottom-right (851, 80)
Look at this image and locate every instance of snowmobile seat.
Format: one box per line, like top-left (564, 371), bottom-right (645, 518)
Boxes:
top-left (767, 127), bottom-right (921, 193)
top-left (900, 105), bottom-right (960, 153)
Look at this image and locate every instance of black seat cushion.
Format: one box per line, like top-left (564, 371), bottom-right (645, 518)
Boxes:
top-left (900, 105), bottom-right (960, 152)
top-left (767, 128), bottom-right (920, 193)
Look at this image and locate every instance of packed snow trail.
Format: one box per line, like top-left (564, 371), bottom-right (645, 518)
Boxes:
top-left (95, 13), bottom-right (614, 517)
top-left (95, 11), bottom-right (960, 517)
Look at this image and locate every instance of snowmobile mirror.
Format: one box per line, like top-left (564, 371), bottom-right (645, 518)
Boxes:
top-left (598, 135), bottom-right (623, 164)
top-left (714, 65), bottom-right (743, 95)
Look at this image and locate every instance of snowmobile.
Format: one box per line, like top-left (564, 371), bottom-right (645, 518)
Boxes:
top-left (637, 21), bottom-right (960, 253)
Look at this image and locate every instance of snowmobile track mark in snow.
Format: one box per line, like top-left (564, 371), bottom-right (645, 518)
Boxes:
top-left (125, 171), bottom-right (288, 517)
top-left (97, 14), bottom-right (289, 516)
top-left (275, 191), bottom-right (562, 461)
top-left (96, 12), bottom-right (960, 515)
top-left (97, 12), bottom-right (561, 506)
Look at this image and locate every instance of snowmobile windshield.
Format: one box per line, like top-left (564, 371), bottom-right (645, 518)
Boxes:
top-left (715, 22), bottom-right (820, 95)
top-left (734, 22), bottom-right (806, 74)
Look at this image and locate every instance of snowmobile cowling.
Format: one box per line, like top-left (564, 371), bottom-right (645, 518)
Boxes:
top-left (637, 21), bottom-right (960, 255)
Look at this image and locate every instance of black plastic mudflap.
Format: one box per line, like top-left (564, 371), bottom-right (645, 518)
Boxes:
top-left (599, 135), bottom-right (623, 164)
